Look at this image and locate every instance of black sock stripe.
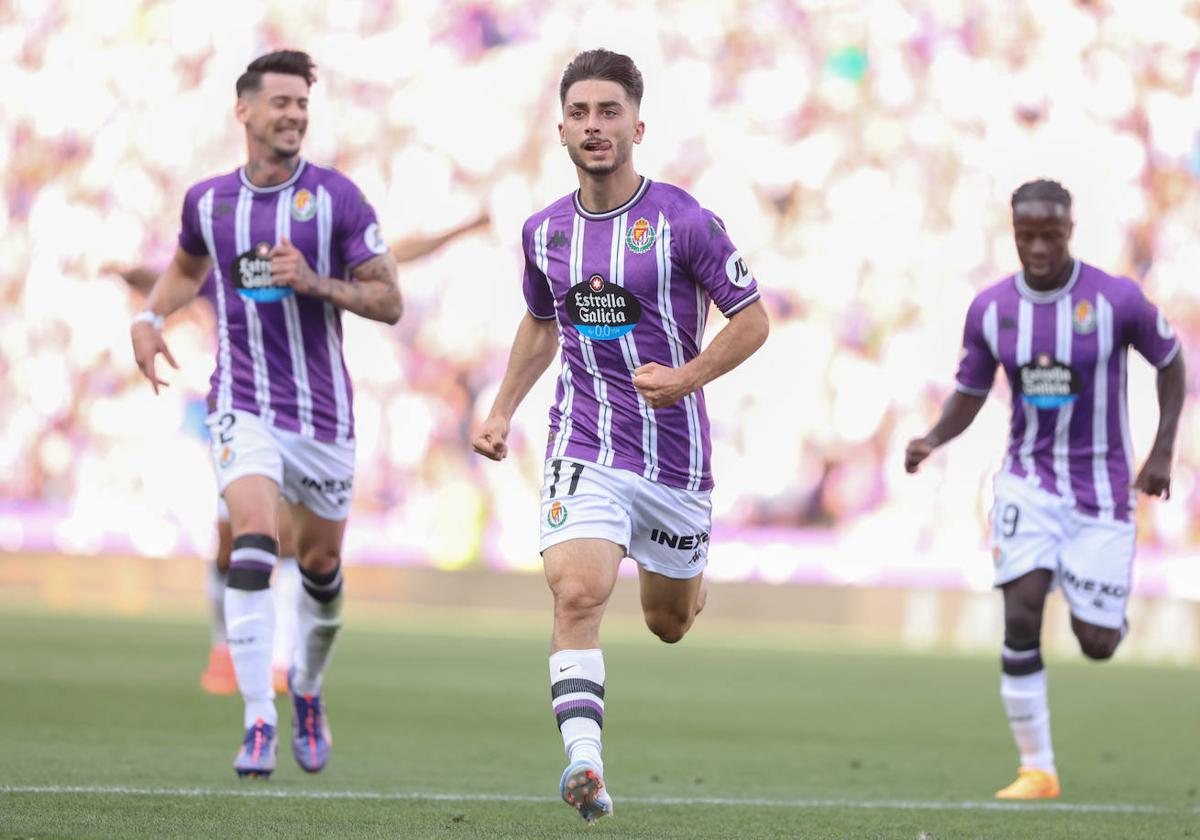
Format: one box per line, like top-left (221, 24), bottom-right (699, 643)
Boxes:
top-left (303, 578), bottom-right (343, 604)
top-left (556, 707), bottom-right (603, 730)
top-left (227, 566), bottom-right (272, 591)
top-left (551, 679), bottom-right (605, 700)
top-left (232, 533), bottom-right (279, 554)
top-left (1002, 657), bottom-right (1044, 677)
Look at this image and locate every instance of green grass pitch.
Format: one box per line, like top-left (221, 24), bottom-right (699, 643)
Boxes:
top-left (0, 608), bottom-right (1196, 838)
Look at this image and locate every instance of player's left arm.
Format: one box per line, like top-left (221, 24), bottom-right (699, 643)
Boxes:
top-left (1128, 283), bottom-right (1186, 499)
top-left (270, 239), bottom-right (402, 325)
top-left (633, 301), bottom-right (769, 409)
top-left (1134, 350), bottom-right (1185, 499)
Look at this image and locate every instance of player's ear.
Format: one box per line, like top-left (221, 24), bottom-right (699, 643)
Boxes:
top-left (557, 121), bottom-right (566, 146)
top-left (235, 95), bottom-right (251, 126)
top-left (633, 119), bottom-right (645, 145)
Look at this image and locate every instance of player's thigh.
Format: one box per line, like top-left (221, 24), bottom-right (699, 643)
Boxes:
top-left (990, 473), bottom-right (1064, 589)
top-left (206, 409), bottom-right (283, 535)
top-left (1058, 515), bottom-right (1136, 631)
top-left (277, 502), bottom-right (297, 559)
top-left (289, 502), bottom-right (347, 577)
top-left (538, 458), bottom-right (633, 560)
top-left (637, 564), bottom-right (705, 623)
top-left (215, 513), bottom-right (233, 573)
top-left (274, 428), bottom-right (356, 524)
top-left (543, 538), bottom-right (624, 612)
top-left (626, 476), bottom-right (712, 582)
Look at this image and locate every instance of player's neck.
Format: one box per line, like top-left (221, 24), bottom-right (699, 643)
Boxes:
top-left (243, 153), bottom-right (301, 188)
top-left (576, 167), bottom-right (644, 215)
top-left (1023, 257), bottom-right (1075, 294)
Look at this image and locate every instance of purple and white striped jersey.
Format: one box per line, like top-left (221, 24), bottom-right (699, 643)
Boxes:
top-left (178, 159), bottom-right (389, 443)
top-left (956, 261), bottom-right (1180, 521)
top-left (522, 179), bottom-right (761, 492)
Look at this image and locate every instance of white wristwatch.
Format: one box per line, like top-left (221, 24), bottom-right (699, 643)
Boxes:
top-left (132, 310), bottom-right (165, 331)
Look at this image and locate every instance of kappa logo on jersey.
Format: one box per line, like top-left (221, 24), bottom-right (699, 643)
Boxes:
top-left (364, 222), bottom-right (389, 256)
top-left (1018, 353), bottom-right (1081, 409)
top-left (566, 274), bottom-right (642, 340)
top-left (626, 217), bottom-right (656, 254)
top-left (291, 189), bottom-right (317, 222)
top-left (1073, 300), bottom-right (1096, 335)
top-left (547, 230), bottom-right (569, 249)
top-left (708, 217), bottom-right (726, 239)
top-left (725, 251), bottom-right (754, 289)
top-left (231, 241), bottom-right (294, 303)
top-left (547, 501), bottom-right (568, 528)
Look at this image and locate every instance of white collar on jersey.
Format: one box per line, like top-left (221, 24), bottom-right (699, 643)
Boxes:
top-left (237, 158), bottom-right (308, 194)
top-left (1015, 259), bottom-right (1080, 303)
top-left (572, 177), bottom-right (651, 221)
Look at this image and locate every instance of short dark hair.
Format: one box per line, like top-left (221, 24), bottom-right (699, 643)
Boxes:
top-left (236, 50), bottom-right (317, 98)
top-left (559, 49), bottom-right (644, 107)
top-left (1011, 179), bottom-right (1072, 211)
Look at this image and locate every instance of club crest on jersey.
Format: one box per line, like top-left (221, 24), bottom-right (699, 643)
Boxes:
top-left (626, 217), bottom-right (656, 254)
top-left (1018, 353), bottom-right (1081, 409)
top-left (546, 501), bottom-right (568, 529)
top-left (219, 446), bottom-right (235, 469)
top-left (231, 241), bottom-right (293, 303)
top-left (1073, 300), bottom-right (1096, 335)
top-left (291, 189), bottom-right (316, 222)
top-left (566, 274), bottom-right (642, 340)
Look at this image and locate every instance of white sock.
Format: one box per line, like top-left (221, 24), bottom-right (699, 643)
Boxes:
top-left (207, 561), bottom-right (227, 647)
top-left (291, 564), bottom-right (344, 696)
top-left (1000, 667), bottom-right (1055, 773)
top-left (550, 648), bottom-right (605, 774)
top-left (272, 556), bottom-right (301, 669)
top-left (225, 588), bottom-right (276, 727)
top-left (226, 535), bottom-right (278, 728)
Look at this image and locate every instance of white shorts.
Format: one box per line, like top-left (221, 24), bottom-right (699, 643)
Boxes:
top-left (991, 472), bottom-right (1136, 629)
top-left (538, 458), bottom-right (712, 580)
top-left (206, 409), bottom-right (355, 522)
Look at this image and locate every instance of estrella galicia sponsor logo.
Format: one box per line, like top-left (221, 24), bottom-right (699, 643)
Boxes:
top-left (725, 251), bottom-right (754, 289)
top-left (547, 500), bottom-right (568, 529)
top-left (1061, 567), bottom-right (1127, 600)
top-left (231, 241), bottom-right (293, 303)
top-left (649, 528), bottom-right (710, 552)
top-left (1073, 300), bottom-right (1096, 335)
top-left (566, 274), bottom-right (642, 340)
top-left (1018, 353), bottom-right (1081, 409)
top-left (626, 217), bottom-right (656, 254)
top-left (291, 188), bottom-right (317, 222)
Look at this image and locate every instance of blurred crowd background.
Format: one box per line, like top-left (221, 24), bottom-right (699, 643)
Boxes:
top-left (3, 0), bottom-right (1199, 595)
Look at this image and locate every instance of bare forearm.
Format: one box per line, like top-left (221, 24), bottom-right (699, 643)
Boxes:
top-left (144, 252), bottom-right (209, 317)
top-left (304, 275), bottom-right (400, 323)
top-left (678, 300), bottom-right (769, 392)
top-left (1150, 352), bottom-right (1186, 459)
top-left (489, 314), bottom-right (558, 420)
top-left (924, 391), bottom-right (987, 447)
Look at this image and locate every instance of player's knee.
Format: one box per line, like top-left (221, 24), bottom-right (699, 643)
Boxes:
top-left (644, 609), bottom-right (693, 644)
top-left (1077, 630), bottom-right (1120, 661)
top-left (1004, 614), bottom-right (1041, 647)
top-left (300, 547), bottom-right (341, 577)
top-left (552, 580), bottom-right (608, 620)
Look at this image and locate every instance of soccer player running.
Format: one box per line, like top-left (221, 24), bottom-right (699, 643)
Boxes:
top-left (472, 49), bottom-right (769, 823)
top-left (130, 50), bottom-right (401, 777)
top-left (905, 179), bottom-right (1185, 800)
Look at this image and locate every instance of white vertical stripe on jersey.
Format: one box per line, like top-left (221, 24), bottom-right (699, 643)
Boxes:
top-left (655, 214), bottom-right (703, 491)
top-left (1117, 349), bottom-right (1135, 482)
top-left (982, 301), bottom-right (1014, 472)
top-left (275, 188), bottom-right (315, 438)
top-left (236, 186), bottom-right (274, 426)
top-left (569, 214), bottom-right (615, 466)
top-left (1016, 298), bottom-right (1037, 486)
top-left (611, 213), bottom-right (657, 480)
top-left (316, 186), bottom-right (350, 443)
top-left (1052, 295), bottom-right (1075, 507)
top-left (199, 189), bottom-right (233, 413)
top-left (541, 218), bottom-right (575, 458)
top-left (1092, 294), bottom-right (1115, 519)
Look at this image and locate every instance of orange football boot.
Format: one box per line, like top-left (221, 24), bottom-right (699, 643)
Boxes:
top-left (995, 767), bottom-right (1060, 800)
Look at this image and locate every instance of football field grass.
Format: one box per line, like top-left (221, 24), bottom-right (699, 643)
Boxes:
top-left (0, 607), bottom-right (1196, 838)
